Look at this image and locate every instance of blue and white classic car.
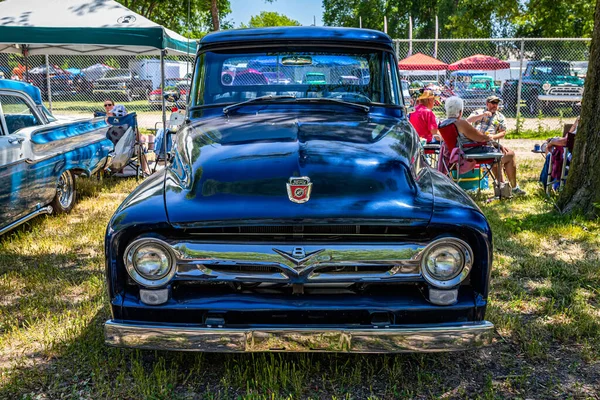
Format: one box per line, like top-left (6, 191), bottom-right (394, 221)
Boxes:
top-left (0, 80), bottom-right (113, 235)
top-left (104, 27), bottom-right (494, 353)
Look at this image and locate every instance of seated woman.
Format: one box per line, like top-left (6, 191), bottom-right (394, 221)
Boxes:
top-left (439, 96), bottom-right (492, 151)
top-left (439, 97), bottom-right (511, 197)
top-left (540, 116), bottom-right (578, 191)
top-left (409, 90), bottom-right (441, 143)
top-left (545, 116), bottom-right (579, 154)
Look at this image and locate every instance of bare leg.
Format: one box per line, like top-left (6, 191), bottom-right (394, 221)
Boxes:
top-left (502, 149), bottom-right (517, 187)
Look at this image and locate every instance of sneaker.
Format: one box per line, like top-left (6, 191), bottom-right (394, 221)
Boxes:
top-left (512, 186), bottom-right (527, 196)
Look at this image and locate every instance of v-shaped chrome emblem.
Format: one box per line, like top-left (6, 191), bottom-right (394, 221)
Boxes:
top-left (273, 247), bottom-right (325, 269)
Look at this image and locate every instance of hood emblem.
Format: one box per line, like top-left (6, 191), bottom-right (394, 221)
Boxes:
top-left (273, 247), bottom-right (325, 269)
top-left (286, 176), bottom-right (312, 203)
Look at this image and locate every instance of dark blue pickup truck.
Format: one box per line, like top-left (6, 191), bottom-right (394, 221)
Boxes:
top-left (104, 27), bottom-right (494, 353)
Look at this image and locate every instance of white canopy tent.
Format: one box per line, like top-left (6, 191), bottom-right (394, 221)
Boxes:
top-left (0, 0), bottom-right (197, 135)
top-left (0, 0), bottom-right (194, 55)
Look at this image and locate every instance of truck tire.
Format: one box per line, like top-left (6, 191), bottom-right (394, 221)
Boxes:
top-left (51, 170), bottom-right (77, 214)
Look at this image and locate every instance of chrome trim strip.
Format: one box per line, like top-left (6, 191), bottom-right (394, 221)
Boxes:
top-left (0, 205), bottom-right (52, 236)
top-left (104, 320), bottom-right (494, 353)
top-left (538, 94), bottom-right (582, 102)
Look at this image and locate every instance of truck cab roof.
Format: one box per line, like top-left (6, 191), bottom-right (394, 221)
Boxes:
top-left (199, 27), bottom-right (394, 51)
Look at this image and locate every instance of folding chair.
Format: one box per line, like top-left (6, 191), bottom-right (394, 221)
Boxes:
top-left (106, 112), bottom-right (150, 180)
top-left (543, 123), bottom-right (575, 193)
top-left (438, 121), bottom-right (504, 197)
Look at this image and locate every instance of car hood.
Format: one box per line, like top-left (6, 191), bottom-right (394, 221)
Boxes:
top-left (164, 109), bottom-right (433, 228)
top-left (453, 89), bottom-right (496, 99)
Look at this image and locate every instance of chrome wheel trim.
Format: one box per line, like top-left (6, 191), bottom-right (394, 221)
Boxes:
top-left (57, 171), bottom-right (74, 209)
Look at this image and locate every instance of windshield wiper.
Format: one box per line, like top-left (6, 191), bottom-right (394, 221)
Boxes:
top-left (295, 97), bottom-right (371, 113)
top-left (222, 94), bottom-right (297, 114)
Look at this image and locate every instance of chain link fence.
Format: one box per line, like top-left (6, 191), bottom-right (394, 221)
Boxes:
top-left (0, 53), bottom-right (195, 131)
top-left (394, 38), bottom-right (590, 133)
top-left (0, 38), bottom-right (591, 133)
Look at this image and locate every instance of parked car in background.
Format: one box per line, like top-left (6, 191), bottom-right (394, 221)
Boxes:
top-left (0, 80), bottom-right (113, 236)
top-left (148, 79), bottom-right (191, 109)
top-left (453, 75), bottom-right (502, 112)
top-left (104, 26), bottom-right (494, 354)
top-left (502, 60), bottom-right (584, 115)
top-left (25, 65), bottom-right (76, 99)
top-left (92, 69), bottom-right (153, 102)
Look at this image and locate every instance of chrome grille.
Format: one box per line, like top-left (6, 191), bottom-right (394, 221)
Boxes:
top-left (169, 241), bottom-right (425, 285)
top-left (549, 86), bottom-right (583, 95)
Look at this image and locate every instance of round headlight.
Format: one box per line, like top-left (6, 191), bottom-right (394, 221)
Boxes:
top-left (426, 245), bottom-right (463, 280)
top-left (542, 83), bottom-right (551, 91)
top-left (125, 239), bottom-right (175, 287)
top-left (134, 244), bottom-right (171, 279)
top-left (421, 239), bottom-right (473, 288)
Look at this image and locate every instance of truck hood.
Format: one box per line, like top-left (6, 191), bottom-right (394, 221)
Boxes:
top-left (164, 109), bottom-right (433, 227)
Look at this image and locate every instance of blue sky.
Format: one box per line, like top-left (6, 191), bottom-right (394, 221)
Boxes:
top-left (227, 0), bottom-right (324, 27)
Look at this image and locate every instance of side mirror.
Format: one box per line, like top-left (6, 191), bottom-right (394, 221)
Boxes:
top-left (164, 92), bottom-right (180, 102)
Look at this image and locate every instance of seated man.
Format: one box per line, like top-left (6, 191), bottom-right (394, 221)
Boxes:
top-left (466, 95), bottom-right (526, 196)
top-left (409, 90), bottom-right (440, 143)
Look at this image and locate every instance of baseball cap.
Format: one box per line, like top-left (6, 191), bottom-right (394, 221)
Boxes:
top-left (486, 95), bottom-right (502, 103)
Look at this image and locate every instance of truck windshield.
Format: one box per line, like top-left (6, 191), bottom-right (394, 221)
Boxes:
top-left (526, 63), bottom-right (571, 76)
top-left (191, 47), bottom-right (401, 107)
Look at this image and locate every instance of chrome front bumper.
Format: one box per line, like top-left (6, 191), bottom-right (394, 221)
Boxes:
top-left (105, 320), bottom-right (494, 353)
top-left (538, 94), bottom-right (582, 102)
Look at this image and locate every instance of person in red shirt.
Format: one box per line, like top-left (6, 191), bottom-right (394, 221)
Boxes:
top-left (409, 90), bottom-right (440, 143)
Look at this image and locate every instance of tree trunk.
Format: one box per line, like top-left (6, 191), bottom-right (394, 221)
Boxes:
top-left (557, 0), bottom-right (600, 217)
top-left (211, 0), bottom-right (220, 31)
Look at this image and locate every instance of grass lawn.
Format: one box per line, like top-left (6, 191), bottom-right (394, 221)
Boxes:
top-left (0, 143), bottom-right (598, 399)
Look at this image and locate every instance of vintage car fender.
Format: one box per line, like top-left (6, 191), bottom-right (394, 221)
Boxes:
top-left (0, 81), bottom-right (113, 235)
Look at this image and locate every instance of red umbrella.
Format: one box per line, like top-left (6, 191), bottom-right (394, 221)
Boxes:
top-left (398, 53), bottom-right (447, 70)
top-left (448, 54), bottom-right (510, 70)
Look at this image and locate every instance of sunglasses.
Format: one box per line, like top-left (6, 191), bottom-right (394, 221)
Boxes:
top-left (104, 103), bottom-right (114, 107)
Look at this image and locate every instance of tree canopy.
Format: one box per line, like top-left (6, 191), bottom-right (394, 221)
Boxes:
top-left (323, 0), bottom-right (594, 39)
top-left (240, 11), bottom-right (301, 28)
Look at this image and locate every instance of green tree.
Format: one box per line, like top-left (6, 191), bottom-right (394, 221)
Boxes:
top-left (241, 11), bottom-right (301, 28)
top-left (322, 0), bottom-right (590, 39)
top-left (557, 0), bottom-right (600, 217)
top-left (115, 0), bottom-right (232, 36)
top-left (514, 0), bottom-right (594, 38)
